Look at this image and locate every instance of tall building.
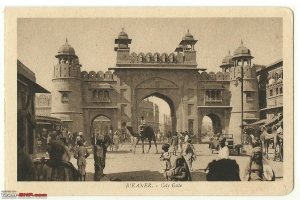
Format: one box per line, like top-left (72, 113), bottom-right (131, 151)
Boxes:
top-left (257, 59), bottom-right (283, 121)
top-left (228, 41), bottom-right (260, 144)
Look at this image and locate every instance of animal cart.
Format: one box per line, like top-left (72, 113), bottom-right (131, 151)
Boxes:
top-left (224, 134), bottom-right (243, 156)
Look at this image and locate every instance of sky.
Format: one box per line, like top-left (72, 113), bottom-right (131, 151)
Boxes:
top-left (18, 18), bottom-right (283, 90)
top-left (17, 18), bottom-right (283, 118)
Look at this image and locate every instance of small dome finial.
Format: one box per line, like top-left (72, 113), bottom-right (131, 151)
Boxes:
top-left (122, 27), bottom-right (124, 32)
top-left (188, 29), bottom-right (189, 33)
top-left (229, 50), bottom-right (230, 54)
top-left (241, 40), bottom-right (243, 45)
top-left (66, 38), bottom-right (68, 44)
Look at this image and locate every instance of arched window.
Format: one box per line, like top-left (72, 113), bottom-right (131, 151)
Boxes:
top-left (211, 90), bottom-right (215, 100)
top-left (274, 73), bottom-right (279, 82)
top-left (61, 93), bottom-right (69, 103)
top-left (237, 60), bottom-right (242, 66)
top-left (98, 90), bottom-right (104, 100)
top-left (93, 90), bottom-right (98, 98)
top-left (104, 90), bottom-right (109, 101)
top-left (246, 92), bottom-right (252, 101)
top-left (270, 89), bottom-right (273, 96)
top-left (216, 90), bottom-right (221, 100)
top-left (276, 88), bottom-right (279, 95)
top-left (205, 90), bottom-right (222, 102)
top-left (205, 91), bottom-right (210, 101)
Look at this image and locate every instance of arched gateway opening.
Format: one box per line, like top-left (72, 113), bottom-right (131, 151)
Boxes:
top-left (90, 115), bottom-right (112, 144)
top-left (138, 92), bottom-right (176, 135)
top-left (201, 114), bottom-right (222, 142)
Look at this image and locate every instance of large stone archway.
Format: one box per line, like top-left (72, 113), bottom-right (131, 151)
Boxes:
top-left (111, 68), bottom-right (200, 135)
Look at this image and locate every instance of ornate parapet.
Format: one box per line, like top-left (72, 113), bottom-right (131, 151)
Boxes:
top-left (81, 70), bottom-right (117, 81)
top-left (198, 71), bottom-right (230, 81)
top-left (229, 65), bottom-right (257, 80)
top-left (128, 52), bottom-right (181, 64)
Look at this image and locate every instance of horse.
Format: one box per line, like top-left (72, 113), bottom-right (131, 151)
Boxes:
top-left (126, 125), bottom-right (158, 154)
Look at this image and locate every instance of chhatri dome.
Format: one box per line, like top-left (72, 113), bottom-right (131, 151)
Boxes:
top-left (182, 29), bottom-right (194, 40)
top-left (118, 28), bottom-right (129, 39)
top-left (233, 40), bottom-right (252, 58)
top-left (56, 38), bottom-right (77, 57)
top-left (221, 50), bottom-right (234, 66)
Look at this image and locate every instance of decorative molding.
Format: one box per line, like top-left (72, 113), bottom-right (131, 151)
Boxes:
top-left (136, 77), bottom-right (178, 89)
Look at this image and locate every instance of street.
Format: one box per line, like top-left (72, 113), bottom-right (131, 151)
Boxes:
top-left (69, 143), bottom-right (283, 181)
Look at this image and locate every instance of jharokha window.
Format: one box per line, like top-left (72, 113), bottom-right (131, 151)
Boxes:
top-left (246, 92), bottom-right (253, 102)
top-left (61, 93), bottom-right (69, 103)
top-left (205, 90), bottom-right (222, 102)
top-left (92, 89), bottom-right (110, 102)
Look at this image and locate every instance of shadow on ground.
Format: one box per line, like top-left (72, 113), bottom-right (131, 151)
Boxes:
top-left (107, 150), bottom-right (134, 154)
top-left (85, 170), bottom-right (207, 181)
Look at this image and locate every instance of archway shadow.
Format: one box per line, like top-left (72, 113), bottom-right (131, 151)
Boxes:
top-left (107, 150), bottom-right (134, 154)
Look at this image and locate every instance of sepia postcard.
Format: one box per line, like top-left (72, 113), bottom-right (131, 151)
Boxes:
top-left (4, 7), bottom-right (294, 197)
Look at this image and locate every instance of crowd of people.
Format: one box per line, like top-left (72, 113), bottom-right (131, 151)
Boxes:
top-left (159, 130), bottom-right (277, 182)
top-left (159, 131), bottom-right (196, 181)
top-left (17, 121), bottom-right (279, 182)
top-left (17, 128), bottom-right (113, 181)
top-left (35, 128), bottom-right (84, 154)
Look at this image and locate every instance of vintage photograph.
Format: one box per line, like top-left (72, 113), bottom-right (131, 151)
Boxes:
top-left (5, 7), bottom-right (294, 196)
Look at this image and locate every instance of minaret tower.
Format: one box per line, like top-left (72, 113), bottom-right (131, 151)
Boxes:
top-left (51, 39), bottom-right (84, 133)
top-left (229, 41), bottom-right (259, 144)
top-left (114, 28), bottom-right (132, 64)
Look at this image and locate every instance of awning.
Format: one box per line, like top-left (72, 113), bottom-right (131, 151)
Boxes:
top-left (264, 115), bottom-right (283, 127)
top-left (245, 119), bottom-right (269, 126)
top-left (36, 122), bottom-right (51, 125)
